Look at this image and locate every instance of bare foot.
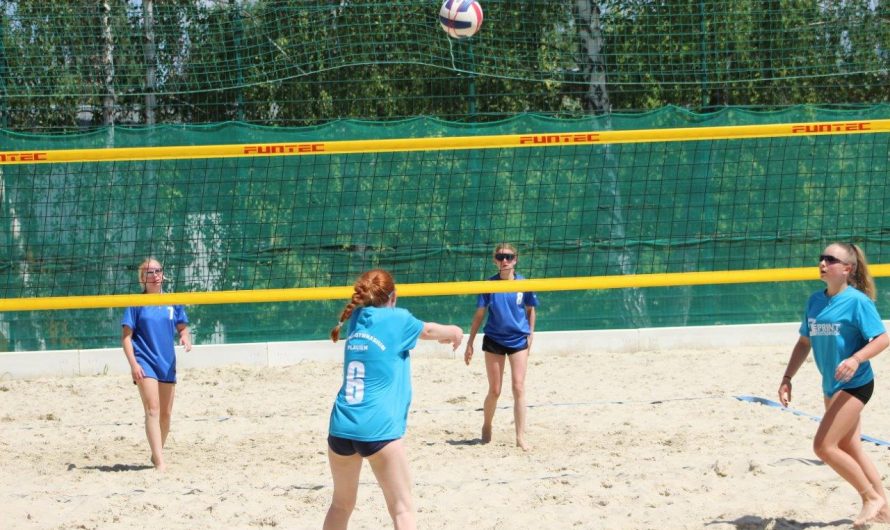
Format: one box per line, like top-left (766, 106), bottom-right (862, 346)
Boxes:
top-left (854, 495), bottom-right (886, 527)
top-left (874, 505), bottom-right (890, 524)
top-left (150, 455), bottom-right (167, 472)
top-left (481, 424), bottom-right (492, 444)
top-left (516, 438), bottom-right (531, 452)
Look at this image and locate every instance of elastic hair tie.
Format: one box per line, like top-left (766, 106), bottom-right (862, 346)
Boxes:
top-left (335, 321), bottom-right (343, 330)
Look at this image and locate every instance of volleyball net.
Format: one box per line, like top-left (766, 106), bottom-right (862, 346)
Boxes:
top-left (1, 108), bottom-right (889, 349)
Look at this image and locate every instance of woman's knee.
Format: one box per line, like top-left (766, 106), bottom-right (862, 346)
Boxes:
top-left (143, 403), bottom-right (161, 419)
top-left (330, 495), bottom-right (357, 514)
top-left (813, 438), bottom-right (836, 461)
top-left (384, 495), bottom-right (414, 519)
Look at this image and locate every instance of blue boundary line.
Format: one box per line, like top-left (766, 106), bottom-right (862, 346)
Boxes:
top-left (735, 395), bottom-right (890, 448)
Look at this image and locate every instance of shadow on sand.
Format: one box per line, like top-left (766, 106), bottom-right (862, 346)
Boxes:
top-left (74, 463), bottom-right (154, 472)
top-left (707, 515), bottom-right (852, 529)
top-left (445, 438), bottom-right (485, 446)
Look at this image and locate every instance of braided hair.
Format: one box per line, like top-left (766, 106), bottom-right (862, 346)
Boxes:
top-left (330, 269), bottom-right (396, 342)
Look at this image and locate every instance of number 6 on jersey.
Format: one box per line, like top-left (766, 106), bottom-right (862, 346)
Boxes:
top-left (344, 360), bottom-right (365, 404)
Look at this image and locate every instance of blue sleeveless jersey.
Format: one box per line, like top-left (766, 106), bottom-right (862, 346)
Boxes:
top-left (328, 306), bottom-right (424, 441)
top-left (799, 286), bottom-right (885, 397)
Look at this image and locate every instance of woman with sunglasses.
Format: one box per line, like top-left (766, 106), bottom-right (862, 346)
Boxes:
top-left (464, 243), bottom-right (538, 451)
top-left (121, 257), bottom-right (192, 471)
top-left (778, 243), bottom-right (890, 526)
top-left (325, 269), bottom-right (463, 530)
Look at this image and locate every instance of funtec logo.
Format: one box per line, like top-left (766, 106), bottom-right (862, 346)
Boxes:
top-left (518, 133), bottom-right (600, 145)
top-left (243, 143), bottom-right (324, 155)
top-left (0, 151), bottom-right (48, 162)
top-left (791, 122), bottom-right (871, 134)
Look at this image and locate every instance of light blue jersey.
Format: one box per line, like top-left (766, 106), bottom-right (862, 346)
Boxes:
top-left (477, 273), bottom-right (538, 349)
top-left (329, 306), bottom-right (424, 442)
top-left (799, 286), bottom-right (885, 397)
top-left (121, 305), bottom-right (188, 383)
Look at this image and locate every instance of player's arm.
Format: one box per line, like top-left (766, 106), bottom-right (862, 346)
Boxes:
top-left (176, 323), bottom-right (192, 352)
top-left (835, 332), bottom-right (889, 383)
top-left (121, 325), bottom-right (144, 382)
top-left (420, 322), bottom-right (463, 350)
top-left (464, 307), bottom-right (486, 365)
top-left (526, 305), bottom-right (536, 353)
top-left (778, 335), bottom-right (811, 406)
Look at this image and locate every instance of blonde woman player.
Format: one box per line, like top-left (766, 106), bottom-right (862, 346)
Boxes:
top-left (121, 257), bottom-right (192, 471)
top-left (464, 243), bottom-right (538, 451)
top-left (324, 269), bottom-right (463, 530)
top-left (779, 242), bottom-right (890, 526)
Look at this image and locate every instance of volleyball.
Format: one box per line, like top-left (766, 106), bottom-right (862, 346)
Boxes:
top-left (439, 0), bottom-right (483, 39)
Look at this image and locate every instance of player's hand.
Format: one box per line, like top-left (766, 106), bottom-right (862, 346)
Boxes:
top-left (834, 357), bottom-right (859, 382)
top-left (464, 343), bottom-right (473, 365)
top-left (131, 364), bottom-right (145, 383)
top-left (180, 331), bottom-right (193, 352)
top-left (442, 325), bottom-right (463, 351)
top-left (778, 380), bottom-right (792, 407)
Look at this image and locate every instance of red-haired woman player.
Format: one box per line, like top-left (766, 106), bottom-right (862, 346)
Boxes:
top-left (324, 269), bottom-right (463, 530)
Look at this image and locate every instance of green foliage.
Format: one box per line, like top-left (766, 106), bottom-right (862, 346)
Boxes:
top-left (1, 1), bottom-right (887, 131)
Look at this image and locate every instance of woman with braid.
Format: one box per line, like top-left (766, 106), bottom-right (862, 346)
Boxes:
top-left (779, 242), bottom-right (890, 527)
top-left (323, 269), bottom-right (463, 530)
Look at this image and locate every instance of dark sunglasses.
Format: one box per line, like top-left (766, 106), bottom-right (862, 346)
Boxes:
top-left (494, 253), bottom-right (515, 261)
top-left (818, 254), bottom-right (844, 265)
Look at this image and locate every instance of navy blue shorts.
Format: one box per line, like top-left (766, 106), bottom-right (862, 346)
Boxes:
top-left (327, 435), bottom-right (397, 458)
top-left (482, 335), bottom-right (528, 355)
top-left (842, 380), bottom-right (874, 405)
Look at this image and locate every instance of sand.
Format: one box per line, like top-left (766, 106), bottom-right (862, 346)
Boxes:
top-left (3, 346), bottom-right (890, 529)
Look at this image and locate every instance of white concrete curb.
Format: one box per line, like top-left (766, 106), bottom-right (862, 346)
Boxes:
top-left (0, 322), bottom-right (806, 380)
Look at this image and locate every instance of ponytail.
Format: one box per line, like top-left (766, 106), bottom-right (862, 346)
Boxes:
top-left (840, 243), bottom-right (876, 300)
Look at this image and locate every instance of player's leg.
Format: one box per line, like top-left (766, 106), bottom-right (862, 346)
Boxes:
top-left (136, 377), bottom-right (164, 469)
top-left (482, 351), bottom-right (506, 443)
top-left (367, 439), bottom-right (416, 530)
top-left (839, 415), bottom-right (890, 524)
top-left (815, 392), bottom-right (885, 525)
top-left (158, 382), bottom-right (175, 448)
top-left (323, 448), bottom-right (363, 530)
top-left (507, 348), bottom-right (530, 451)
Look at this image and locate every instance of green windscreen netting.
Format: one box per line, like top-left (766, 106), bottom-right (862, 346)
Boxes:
top-left (1, 1), bottom-right (889, 351)
top-left (1, 107), bottom-right (889, 350)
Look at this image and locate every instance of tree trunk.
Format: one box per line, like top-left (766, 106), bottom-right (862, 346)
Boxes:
top-left (144, 0), bottom-right (157, 126)
top-left (575, 0), bottom-right (650, 328)
top-left (575, 0), bottom-right (610, 115)
top-left (101, 0), bottom-right (116, 128)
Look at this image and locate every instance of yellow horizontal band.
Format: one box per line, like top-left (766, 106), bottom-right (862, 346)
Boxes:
top-left (1, 119), bottom-right (887, 165)
top-left (3, 264), bottom-right (889, 312)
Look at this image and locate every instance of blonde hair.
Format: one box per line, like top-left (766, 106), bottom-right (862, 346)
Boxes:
top-left (835, 242), bottom-right (876, 300)
top-left (137, 257), bottom-right (162, 293)
top-left (493, 242), bottom-right (518, 256)
top-left (330, 269), bottom-right (396, 342)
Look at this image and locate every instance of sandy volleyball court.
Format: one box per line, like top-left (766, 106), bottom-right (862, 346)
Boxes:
top-left (4, 346), bottom-right (890, 529)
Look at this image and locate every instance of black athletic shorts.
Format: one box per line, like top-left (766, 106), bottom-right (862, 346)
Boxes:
top-left (327, 434), bottom-right (397, 457)
top-left (482, 335), bottom-right (528, 355)
top-left (842, 380), bottom-right (874, 405)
